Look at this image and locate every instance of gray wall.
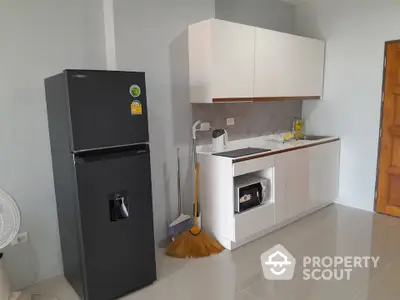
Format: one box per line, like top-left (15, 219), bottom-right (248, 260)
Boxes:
top-left (113, 0), bottom-right (215, 244)
top-left (216, 0), bottom-right (295, 34)
top-left (0, 0), bottom-right (106, 289)
top-left (193, 102), bottom-right (302, 144)
top-left (194, 0), bottom-right (300, 144)
top-left (0, 0), bottom-right (297, 289)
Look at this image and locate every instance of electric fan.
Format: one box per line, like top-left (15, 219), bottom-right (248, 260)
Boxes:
top-left (0, 188), bottom-right (21, 300)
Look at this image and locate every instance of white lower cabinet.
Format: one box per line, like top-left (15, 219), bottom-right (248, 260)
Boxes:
top-left (309, 142), bottom-right (341, 208)
top-left (275, 148), bottom-right (310, 224)
top-left (232, 202), bottom-right (275, 242)
top-left (233, 155), bottom-right (274, 177)
top-left (275, 141), bottom-right (340, 225)
top-left (198, 140), bottom-right (340, 250)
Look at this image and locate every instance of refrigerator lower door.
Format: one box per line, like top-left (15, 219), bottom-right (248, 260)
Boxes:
top-left (74, 147), bottom-right (156, 300)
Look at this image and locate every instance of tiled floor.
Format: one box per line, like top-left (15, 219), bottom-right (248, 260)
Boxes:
top-left (26, 204), bottom-right (400, 300)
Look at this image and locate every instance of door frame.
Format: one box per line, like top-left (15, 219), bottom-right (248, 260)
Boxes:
top-left (374, 39), bottom-right (400, 212)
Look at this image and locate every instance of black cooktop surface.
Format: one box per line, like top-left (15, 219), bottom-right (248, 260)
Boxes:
top-left (213, 147), bottom-right (271, 158)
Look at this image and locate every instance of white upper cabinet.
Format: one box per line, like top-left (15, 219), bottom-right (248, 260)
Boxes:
top-left (211, 20), bottom-right (255, 99)
top-left (254, 28), bottom-right (325, 98)
top-left (189, 19), bottom-right (255, 103)
top-left (188, 19), bottom-right (325, 103)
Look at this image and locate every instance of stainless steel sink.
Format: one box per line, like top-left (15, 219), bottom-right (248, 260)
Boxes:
top-left (296, 135), bottom-right (331, 141)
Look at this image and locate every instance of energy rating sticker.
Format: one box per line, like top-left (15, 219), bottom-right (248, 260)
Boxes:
top-left (131, 100), bottom-right (143, 115)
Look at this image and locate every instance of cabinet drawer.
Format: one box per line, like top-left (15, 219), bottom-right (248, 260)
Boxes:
top-left (233, 156), bottom-right (274, 177)
top-left (233, 203), bottom-right (275, 242)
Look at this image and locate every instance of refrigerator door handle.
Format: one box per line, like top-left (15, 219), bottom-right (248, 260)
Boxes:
top-left (72, 144), bottom-right (150, 164)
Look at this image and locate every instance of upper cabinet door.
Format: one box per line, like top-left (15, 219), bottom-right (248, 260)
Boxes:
top-left (189, 19), bottom-right (255, 103)
top-left (210, 20), bottom-right (255, 99)
top-left (188, 19), bottom-right (325, 103)
top-left (254, 28), bottom-right (325, 98)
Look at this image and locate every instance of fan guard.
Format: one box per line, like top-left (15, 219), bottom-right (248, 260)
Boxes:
top-left (0, 189), bottom-right (20, 250)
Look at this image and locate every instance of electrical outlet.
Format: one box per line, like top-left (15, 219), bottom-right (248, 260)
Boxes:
top-left (199, 122), bottom-right (211, 131)
top-left (226, 117), bottom-right (235, 126)
top-left (11, 232), bottom-right (29, 246)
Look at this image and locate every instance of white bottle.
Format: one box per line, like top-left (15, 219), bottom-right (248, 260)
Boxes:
top-left (212, 129), bottom-right (228, 152)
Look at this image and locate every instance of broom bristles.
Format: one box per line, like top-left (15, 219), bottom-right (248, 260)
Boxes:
top-left (166, 230), bottom-right (225, 258)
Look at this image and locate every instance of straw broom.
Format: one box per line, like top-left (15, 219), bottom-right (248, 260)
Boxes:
top-left (166, 163), bottom-right (224, 258)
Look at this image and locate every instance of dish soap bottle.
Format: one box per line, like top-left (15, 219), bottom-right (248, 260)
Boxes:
top-left (292, 118), bottom-right (304, 140)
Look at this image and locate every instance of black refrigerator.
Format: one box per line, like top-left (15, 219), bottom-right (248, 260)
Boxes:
top-left (45, 70), bottom-right (156, 300)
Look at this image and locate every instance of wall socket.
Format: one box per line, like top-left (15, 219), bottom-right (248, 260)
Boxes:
top-left (226, 117), bottom-right (235, 126)
top-left (11, 232), bottom-right (29, 246)
top-left (199, 122), bottom-right (211, 131)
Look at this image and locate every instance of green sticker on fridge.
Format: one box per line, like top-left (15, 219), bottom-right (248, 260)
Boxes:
top-left (130, 85), bottom-right (141, 98)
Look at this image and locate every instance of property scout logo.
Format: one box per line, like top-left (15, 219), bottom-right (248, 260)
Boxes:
top-left (261, 244), bottom-right (380, 281)
top-left (261, 245), bottom-right (296, 280)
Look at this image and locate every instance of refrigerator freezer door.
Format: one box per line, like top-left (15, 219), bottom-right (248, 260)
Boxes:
top-left (66, 70), bottom-right (149, 151)
top-left (74, 149), bottom-right (156, 300)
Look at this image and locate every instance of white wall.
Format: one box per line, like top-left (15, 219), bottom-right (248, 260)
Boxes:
top-left (113, 0), bottom-right (215, 244)
top-left (0, 0), bottom-right (106, 289)
top-left (216, 0), bottom-right (295, 33)
top-left (295, 0), bottom-right (400, 211)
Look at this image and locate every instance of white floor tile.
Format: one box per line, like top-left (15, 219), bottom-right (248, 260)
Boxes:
top-left (23, 205), bottom-right (400, 300)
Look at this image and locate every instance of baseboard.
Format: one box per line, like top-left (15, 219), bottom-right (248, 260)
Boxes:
top-left (10, 292), bottom-right (23, 300)
top-left (157, 238), bottom-right (170, 249)
top-left (334, 198), bottom-right (375, 213)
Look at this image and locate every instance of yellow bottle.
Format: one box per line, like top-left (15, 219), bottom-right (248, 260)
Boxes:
top-left (293, 118), bottom-right (304, 140)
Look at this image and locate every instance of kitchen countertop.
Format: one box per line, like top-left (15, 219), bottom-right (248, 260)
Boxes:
top-left (196, 133), bottom-right (340, 162)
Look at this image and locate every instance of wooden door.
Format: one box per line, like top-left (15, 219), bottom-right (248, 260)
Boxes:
top-left (376, 42), bottom-right (400, 217)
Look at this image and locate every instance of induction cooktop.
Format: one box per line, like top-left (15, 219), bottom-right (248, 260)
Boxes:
top-left (213, 147), bottom-right (271, 158)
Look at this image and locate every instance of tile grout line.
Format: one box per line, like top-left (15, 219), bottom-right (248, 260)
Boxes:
top-left (237, 276), bottom-right (263, 294)
top-left (238, 289), bottom-right (263, 300)
top-left (349, 261), bottom-right (394, 300)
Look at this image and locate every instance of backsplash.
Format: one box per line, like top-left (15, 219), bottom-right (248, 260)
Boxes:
top-left (192, 101), bottom-right (302, 144)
